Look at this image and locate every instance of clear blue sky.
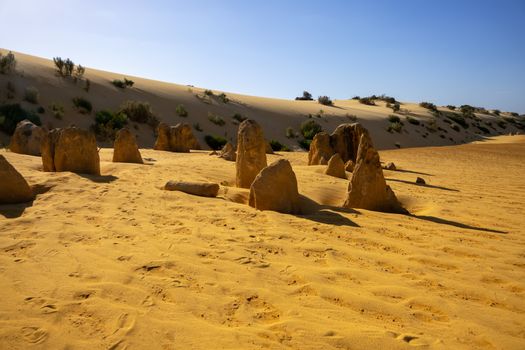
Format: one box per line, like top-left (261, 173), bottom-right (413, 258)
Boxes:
top-left (2, 0), bottom-right (524, 113)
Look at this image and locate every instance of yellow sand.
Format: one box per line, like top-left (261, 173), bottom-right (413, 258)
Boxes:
top-left (1, 135), bottom-right (524, 349)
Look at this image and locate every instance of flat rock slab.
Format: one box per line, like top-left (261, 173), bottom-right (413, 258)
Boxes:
top-left (164, 181), bottom-right (220, 197)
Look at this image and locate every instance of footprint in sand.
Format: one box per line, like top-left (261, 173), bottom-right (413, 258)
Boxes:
top-left (21, 326), bottom-right (48, 344)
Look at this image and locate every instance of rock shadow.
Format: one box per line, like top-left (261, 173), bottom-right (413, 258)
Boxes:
top-left (296, 195), bottom-right (360, 227)
top-left (77, 174), bottom-right (119, 183)
top-left (386, 178), bottom-right (459, 192)
top-left (411, 215), bottom-right (507, 234)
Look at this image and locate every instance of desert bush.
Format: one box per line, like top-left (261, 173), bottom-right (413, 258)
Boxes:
top-left (217, 93), bottom-right (229, 103)
top-left (497, 120), bottom-right (507, 129)
top-left (0, 103), bottom-right (41, 134)
top-left (295, 91), bottom-right (313, 101)
top-left (232, 113), bottom-right (247, 124)
top-left (387, 122), bottom-right (403, 133)
top-left (24, 86), bottom-right (39, 104)
top-left (359, 97), bottom-right (375, 106)
top-left (74, 65), bottom-right (85, 80)
top-left (64, 58), bottom-right (74, 76)
top-left (285, 127), bottom-right (298, 138)
top-left (426, 118), bottom-right (438, 132)
top-left (406, 116), bottom-right (420, 125)
top-left (204, 89), bottom-right (214, 96)
top-left (84, 79), bottom-right (91, 92)
top-left (444, 112), bottom-right (469, 129)
top-left (269, 140), bottom-right (290, 152)
top-left (419, 102), bottom-right (437, 111)
top-left (446, 105), bottom-right (456, 110)
top-left (477, 125), bottom-right (490, 134)
top-left (318, 95), bottom-right (333, 106)
top-left (37, 106), bottom-right (45, 114)
top-left (208, 113), bottom-right (225, 126)
top-left (175, 104), bottom-right (188, 117)
top-left (53, 57), bottom-right (65, 75)
top-left (298, 139), bottom-right (311, 150)
top-left (300, 119), bottom-right (323, 140)
top-left (49, 103), bottom-right (64, 119)
top-left (72, 97), bottom-right (92, 114)
top-left (510, 112), bottom-right (519, 118)
top-left (193, 123), bottom-right (203, 132)
top-left (388, 115), bottom-right (401, 123)
top-left (118, 101), bottom-right (157, 126)
top-left (492, 109), bottom-right (500, 116)
top-left (112, 78), bottom-right (134, 89)
top-left (92, 110), bottom-right (128, 140)
top-left (345, 114), bottom-right (358, 122)
top-left (6, 81), bottom-right (15, 99)
top-left (459, 105), bottom-right (475, 118)
top-left (0, 51), bottom-right (16, 74)
top-left (391, 102), bottom-right (400, 112)
top-left (204, 135), bottom-right (227, 150)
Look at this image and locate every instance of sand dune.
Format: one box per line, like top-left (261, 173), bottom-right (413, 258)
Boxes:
top-left (1, 49), bottom-right (523, 151)
top-left (1, 135), bottom-right (524, 349)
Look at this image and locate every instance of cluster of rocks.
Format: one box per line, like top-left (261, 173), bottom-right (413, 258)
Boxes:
top-left (309, 123), bottom-right (405, 213)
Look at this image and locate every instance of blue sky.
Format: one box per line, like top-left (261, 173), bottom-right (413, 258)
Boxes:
top-left (1, 0), bottom-right (524, 113)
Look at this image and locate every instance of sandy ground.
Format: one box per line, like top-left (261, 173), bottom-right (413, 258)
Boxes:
top-left (0, 135), bottom-right (524, 349)
top-left (1, 49), bottom-right (523, 151)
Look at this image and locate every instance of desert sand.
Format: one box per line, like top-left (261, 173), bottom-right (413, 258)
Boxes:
top-left (0, 134), bottom-right (524, 349)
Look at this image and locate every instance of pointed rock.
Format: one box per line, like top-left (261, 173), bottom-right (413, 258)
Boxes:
top-left (325, 153), bottom-right (346, 179)
top-left (219, 142), bottom-right (236, 161)
top-left (0, 155), bottom-right (34, 204)
top-left (235, 120), bottom-right (267, 188)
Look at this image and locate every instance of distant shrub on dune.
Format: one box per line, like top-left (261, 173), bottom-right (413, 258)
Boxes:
top-left (208, 113), bottom-right (225, 126)
top-left (359, 97), bottom-right (375, 106)
top-left (318, 96), bottom-right (333, 106)
top-left (193, 123), bottom-right (203, 132)
top-left (217, 93), bottom-right (229, 104)
top-left (72, 97), bottom-right (92, 114)
top-left (204, 89), bottom-right (214, 96)
top-left (50, 103), bottom-right (64, 119)
top-left (6, 81), bottom-right (15, 99)
top-left (285, 127), bottom-right (298, 138)
top-left (24, 86), bottom-right (39, 104)
top-left (406, 116), bottom-right (420, 125)
top-left (175, 104), bottom-right (188, 117)
top-left (232, 113), bottom-right (247, 124)
top-left (391, 102), bottom-right (400, 112)
top-left (53, 57), bottom-right (65, 75)
top-left (298, 139), bottom-right (311, 150)
top-left (74, 65), bottom-right (85, 80)
top-left (295, 91), bottom-right (313, 101)
top-left (300, 119), bottom-right (323, 140)
top-left (387, 122), bottom-right (403, 133)
top-left (269, 140), bottom-right (290, 152)
top-left (444, 112), bottom-right (469, 129)
top-left (492, 109), bottom-right (500, 116)
top-left (92, 110), bottom-right (128, 140)
top-left (118, 101), bottom-right (157, 126)
top-left (419, 102), bottom-right (437, 112)
top-left (0, 103), bottom-right (41, 134)
top-left (112, 78), bottom-right (134, 89)
top-left (388, 115), bottom-right (401, 123)
top-left (84, 79), bottom-right (91, 92)
top-left (204, 135), bottom-right (227, 150)
top-left (446, 105), bottom-right (456, 110)
top-left (0, 51), bottom-right (17, 74)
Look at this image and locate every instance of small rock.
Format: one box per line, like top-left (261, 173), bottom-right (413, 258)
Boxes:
top-left (325, 153), bottom-right (346, 179)
top-left (416, 177), bottom-right (426, 185)
top-left (345, 160), bottom-right (355, 172)
top-left (383, 162), bottom-right (396, 170)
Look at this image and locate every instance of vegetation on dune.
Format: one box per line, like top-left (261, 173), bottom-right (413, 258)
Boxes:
top-left (91, 110), bottom-right (128, 140)
top-left (406, 116), bottom-right (420, 125)
top-left (217, 92), bottom-right (229, 104)
top-left (0, 103), bottom-right (41, 134)
top-left (269, 140), bottom-right (290, 152)
top-left (419, 101), bottom-right (438, 112)
top-left (112, 78), bottom-right (134, 89)
top-left (175, 104), bottom-right (188, 117)
top-left (50, 103), bottom-right (65, 120)
top-left (204, 134), bottom-right (227, 150)
top-left (317, 95), bottom-right (333, 106)
top-left (118, 101), bottom-right (157, 126)
top-left (232, 113), bottom-right (247, 124)
top-left (208, 113), bottom-right (226, 126)
top-left (193, 123), bottom-right (203, 132)
top-left (6, 81), bottom-right (16, 99)
top-left (388, 115), bottom-right (401, 123)
top-left (298, 119), bottom-right (323, 150)
top-left (24, 86), bottom-right (39, 104)
top-left (387, 121), bottom-right (403, 133)
top-left (0, 51), bottom-right (17, 74)
top-left (295, 91), bottom-right (313, 101)
top-left (72, 97), bottom-right (92, 114)
top-left (286, 127), bottom-right (298, 139)
top-left (358, 97), bottom-right (375, 106)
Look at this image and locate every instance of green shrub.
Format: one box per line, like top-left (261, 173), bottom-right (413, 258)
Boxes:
top-left (492, 109), bottom-right (500, 116)
top-left (345, 114), bottom-right (358, 122)
top-left (84, 79), bottom-right (91, 92)
top-left (419, 102), bottom-right (437, 111)
top-left (193, 123), bottom-right (203, 132)
top-left (295, 91), bottom-right (313, 101)
top-left (204, 135), bottom-right (227, 150)
top-left (459, 105), bottom-right (475, 118)
top-left (444, 112), bottom-right (469, 129)
top-left (269, 140), bottom-right (290, 152)
top-left (24, 86), bottom-right (39, 104)
top-left (406, 116), bottom-right (420, 125)
top-left (232, 113), bottom-right (247, 124)
top-left (477, 125), bottom-right (490, 134)
top-left (0, 51), bottom-right (16, 74)
top-left (74, 65), bottom-right (85, 80)
top-left (204, 89), bottom-right (214, 96)
top-left (53, 57), bottom-right (65, 75)
top-left (208, 113), bottom-right (225, 126)
top-left (118, 101), bottom-right (157, 126)
top-left (37, 106), bottom-right (45, 114)
top-left (286, 127), bottom-right (298, 138)
top-left (387, 122), bottom-right (403, 133)
top-left (359, 97), bottom-right (375, 106)
top-left (64, 58), bottom-right (74, 76)
top-left (497, 120), bottom-right (507, 128)
top-left (318, 95), bottom-right (333, 106)
top-left (391, 102), bottom-right (400, 112)
top-left (50, 103), bottom-right (65, 120)
top-left (217, 93), bottom-right (229, 103)
top-left (0, 103), bottom-right (41, 134)
top-left (92, 110), bottom-right (128, 140)
top-left (298, 139), bottom-right (311, 150)
top-left (175, 104), bottom-right (188, 117)
top-left (388, 115), bottom-right (400, 123)
top-left (447, 105), bottom-right (456, 110)
top-left (72, 97), bottom-right (92, 114)
top-left (112, 78), bottom-right (134, 89)
top-left (300, 119), bottom-right (323, 140)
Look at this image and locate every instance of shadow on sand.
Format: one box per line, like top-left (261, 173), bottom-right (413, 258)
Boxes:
top-left (387, 178), bottom-right (459, 192)
top-left (0, 184), bottom-right (53, 219)
top-left (411, 214), bottom-right (507, 234)
top-left (77, 174), bottom-right (119, 183)
top-left (391, 168), bottom-right (434, 176)
top-left (295, 195), bottom-right (360, 227)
